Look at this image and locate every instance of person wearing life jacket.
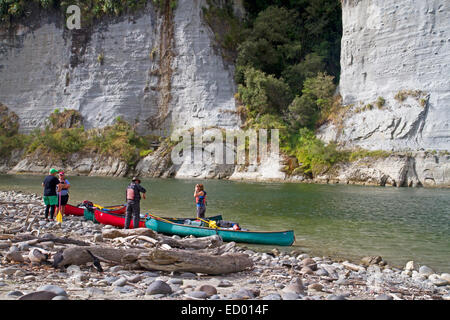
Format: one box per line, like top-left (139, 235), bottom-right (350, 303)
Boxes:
top-left (124, 177), bottom-right (147, 229)
top-left (57, 171), bottom-right (70, 216)
top-left (194, 184), bottom-right (207, 219)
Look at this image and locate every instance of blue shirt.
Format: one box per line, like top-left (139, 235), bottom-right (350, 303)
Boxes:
top-left (57, 179), bottom-right (70, 196)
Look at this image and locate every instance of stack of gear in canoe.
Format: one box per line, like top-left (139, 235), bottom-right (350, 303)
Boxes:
top-left (183, 218), bottom-right (245, 231)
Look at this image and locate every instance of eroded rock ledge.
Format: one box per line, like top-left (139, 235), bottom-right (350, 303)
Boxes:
top-left (2, 146), bottom-right (448, 188)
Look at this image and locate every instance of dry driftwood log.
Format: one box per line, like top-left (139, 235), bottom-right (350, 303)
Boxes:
top-left (53, 246), bottom-right (143, 269)
top-left (138, 249), bottom-right (254, 275)
top-left (10, 233), bottom-right (91, 246)
top-left (102, 228), bottom-right (224, 250)
top-left (102, 228), bottom-right (158, 239)
top-left (158, 235), bottom-right (223, 250)
top-left (51, 228), bottom-right (251, 274)
top-left (53, 244), bottom-right (254, 275)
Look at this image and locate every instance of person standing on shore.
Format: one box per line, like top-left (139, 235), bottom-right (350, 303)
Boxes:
top-left (124, 177), bottom-right (146, 229)
top-left (42, 168), bottom-right (61, 222)
top-left (57, 171), bottom-right (70, 216)
top-left (194, 184), bottom-right (207, 219)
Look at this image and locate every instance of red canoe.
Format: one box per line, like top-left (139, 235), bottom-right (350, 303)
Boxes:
top-left (94, 210), bottom-right (146, 228)
top-left (65, 204), bottom-right (85, 216)
top-left (65, 203), bottom-right (127, 216)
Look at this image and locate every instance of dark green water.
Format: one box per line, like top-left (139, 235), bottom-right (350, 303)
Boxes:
top-left (1, 174), bottom-right (449, 272)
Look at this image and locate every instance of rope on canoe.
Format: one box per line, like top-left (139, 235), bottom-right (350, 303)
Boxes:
top-left (147, 213), bottom-right (220, 232)
top-left (94, 204), bottom-right (125, 210)
top-left (146, 212), bottom-right (180, 225)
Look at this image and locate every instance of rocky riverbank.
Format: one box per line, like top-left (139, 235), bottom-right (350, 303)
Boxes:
top-left (0, 191), bottom-right (449, 300)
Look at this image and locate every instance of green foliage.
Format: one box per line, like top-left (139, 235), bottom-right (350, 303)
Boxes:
top-left (250, 113), bottom-right (287, 131)
top-left (0, 104), bottom-right (27, 157)
top-left (28, 126), bottom-right (87, 157)
top-left (20, 110), bottom-right (156, 167)
top-left (0, 104), bottom-right (19, 137)
top-left (279, 128), bottom-right (392, 178)
top-left (170, 0), bottom-right (177, 10)
top-left (348, 149), bottom-right (391, 162)
top-left (48, 109), bottom-right (83, 129)
top-left (241, 0), bottom-right (342, 79)
top-left (97, 53), bottom-right (104, 65)
top-left (420, 98), bottom-right (427, 108)
top-left (140, 149), bottom-right (153, 157)
top-left (232, 2), bottom-right (344, 177)
top-left (287, 128), bottom-right (348, 177)
top-left (234, 2), bottom-right (341, 132)
top-left (249, 114), bottom-right (289, 146)
top-left (0, 134), bottom-right (26, 157)
top-left (1, 0), bottom-right (149, 26)
top-left (235, 6), bottom-right (303, 82)
top-left (27, 109), bottom-right (87, 157)
top-left (376, 96), bottom-right (385, 109)
top-left (287, 95), bottom-right (316, 130)
top-left (85, 117), bottom-right (150, 166)
top-left (238, 67), bottom-right (293, 118)
top-left (202, 0), bottom-right (246, 62)
top-left (287, 72), bottom-right (336, 130)
top-left (281, 53), bottom-right (326, 95)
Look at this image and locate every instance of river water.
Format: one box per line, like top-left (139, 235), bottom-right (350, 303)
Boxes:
top-left (1, 174), bottom-right (449, 272)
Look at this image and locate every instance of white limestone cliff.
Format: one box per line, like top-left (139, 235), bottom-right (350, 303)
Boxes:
top-left (0, 0), bottom-right (240, 134)
top-left (319, 0), bottom-right (450, 152)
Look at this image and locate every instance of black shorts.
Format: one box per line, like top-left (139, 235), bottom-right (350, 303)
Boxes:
top-left (59, 195), bottom-right (69, 206)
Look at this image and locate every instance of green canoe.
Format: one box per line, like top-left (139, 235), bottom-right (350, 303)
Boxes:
top-left (145, 215), bottom-right (295, 246)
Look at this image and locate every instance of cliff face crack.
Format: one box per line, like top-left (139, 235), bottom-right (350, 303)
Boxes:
top-left (413, 95), bottom-right (430, 143)
top-left (353, 124), bottom-right (381, 141)
top-left (394, 121), bottom-right (408, 139)
top-left (66, 28), bottom-right (92, 69)
top-left (388, 118), bottom-right (401, 140)
top-left (146, 0), bottom-right (175, 132)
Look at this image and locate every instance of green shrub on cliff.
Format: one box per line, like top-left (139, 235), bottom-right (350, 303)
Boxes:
top-left (287, 72), bottom-right (336, 130)
top-left (0, 103), bottom-right (28, 157)
top-left (24, 110), bottom-right (155, 167)
top-left (202, 0), bottom-right (246, 62)
top-left (284, 128), bottom-right (348, 177)
top-left (86, 118), bottom-right (140, 165)
top-left (237, 67), bottom-right (293, 118)
top-left (348, 149), bottom-right (391, 162)
top-left (1, 0), bottom-right (150, 26)
top-left (27, 126), bottom-right (87, 157)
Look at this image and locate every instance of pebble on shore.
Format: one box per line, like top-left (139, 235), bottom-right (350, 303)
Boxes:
top-left (0, 190), bottom-right (448, 301)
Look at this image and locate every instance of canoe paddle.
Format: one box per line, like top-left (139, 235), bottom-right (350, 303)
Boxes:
top-left (56, 192), bottom-right (63, 224)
